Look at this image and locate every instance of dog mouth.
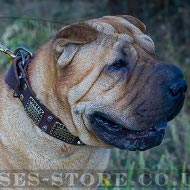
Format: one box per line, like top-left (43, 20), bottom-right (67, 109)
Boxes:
top-left (90, 112), bottom-right (166, 151)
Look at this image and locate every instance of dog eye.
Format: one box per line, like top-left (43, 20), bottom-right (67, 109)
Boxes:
top-left (111, 59), bottom-right (128, 70)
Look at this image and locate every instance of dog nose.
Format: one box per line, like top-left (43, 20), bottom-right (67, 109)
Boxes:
top-left (154, 63), bottom-right (187, 100)
top-left (169, 79), bottom-right (187, 97)
top-left (152, 63), bottom-right (187, 122)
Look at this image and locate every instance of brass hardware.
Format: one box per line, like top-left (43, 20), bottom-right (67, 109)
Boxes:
top-left (50, 122), bottom-right (75, 143)
top-left (25, 97), bottom-right (44, 125)
top-left (20, 94), bottom-right (24, 101)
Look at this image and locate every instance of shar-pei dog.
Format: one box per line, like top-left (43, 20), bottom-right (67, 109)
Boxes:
top-left (0, 15), bottom-right (187, 188)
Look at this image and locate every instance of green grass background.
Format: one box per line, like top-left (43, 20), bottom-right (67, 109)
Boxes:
top-left (0, 0), bottom-right (189, 189)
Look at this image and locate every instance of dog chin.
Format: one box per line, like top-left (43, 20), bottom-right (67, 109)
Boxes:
top-left (89, 112), bottom-right (166, 151)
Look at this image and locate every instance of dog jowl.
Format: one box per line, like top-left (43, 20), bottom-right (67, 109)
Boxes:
top-left (52, 15), bottom-right (187, 151)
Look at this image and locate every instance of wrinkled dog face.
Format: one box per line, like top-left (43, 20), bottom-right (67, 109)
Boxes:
top-left (53, 15), bottom-right (187, 151)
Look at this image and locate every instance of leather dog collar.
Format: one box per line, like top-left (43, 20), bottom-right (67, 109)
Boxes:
top-left (5, 49), bottom-right (84, 146)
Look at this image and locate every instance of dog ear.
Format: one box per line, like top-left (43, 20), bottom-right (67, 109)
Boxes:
top-left (118, 15), bottom-right (146, 33)
top-left (53, 22), bottom-right (98, 67)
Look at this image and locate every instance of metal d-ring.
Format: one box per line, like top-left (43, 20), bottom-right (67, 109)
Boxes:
top-left (14, 46), bottom-right (34, 59)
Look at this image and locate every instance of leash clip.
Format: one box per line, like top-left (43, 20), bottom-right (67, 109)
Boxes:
top-left (0, 42), bottom-right (16, 58)
top-left (0, 42), bottom-right (34, 62)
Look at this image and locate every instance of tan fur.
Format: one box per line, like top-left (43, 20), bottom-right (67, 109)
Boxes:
top-left (0, 15), bottom-right (155, 189)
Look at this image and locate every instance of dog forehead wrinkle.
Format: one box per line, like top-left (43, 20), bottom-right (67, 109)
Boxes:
top-left (118, 15), bottom-right (146, 33)
top-left (89, 18), bottom-right (155, 58)
top-left (77, 35), bottom-right (117, 66)
top-left (89, 16), bottom-right (155, 58)
top-left (87, 20), bottom-right (117, 35)
top-left (98, 35), bottom-right (115, 49)
top-left (134, 34), bottom-right (155, 56)
top-left (118, 34), bottom-right (133, 43)
top-left (88, 18), bottom-right (141, 42)
top-left (99, 16), bottom-right (143, 36)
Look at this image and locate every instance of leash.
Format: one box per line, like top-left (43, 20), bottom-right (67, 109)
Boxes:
top-left (0, 43), bottom-right (84, 146)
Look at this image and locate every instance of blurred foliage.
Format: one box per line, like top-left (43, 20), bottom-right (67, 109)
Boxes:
top-left (0, 0), bottom-right (189, 189)
top-left (0, 19), bottom-right (62, 72)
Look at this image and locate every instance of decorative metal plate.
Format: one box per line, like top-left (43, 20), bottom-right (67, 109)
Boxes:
top-left (50, 122), bottom-right (75, 143)
top-left (25, 97), bottom-right (44, 125)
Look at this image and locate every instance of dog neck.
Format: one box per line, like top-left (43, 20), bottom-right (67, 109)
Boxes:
top-left (7, 42), bottom-right (82, 147)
